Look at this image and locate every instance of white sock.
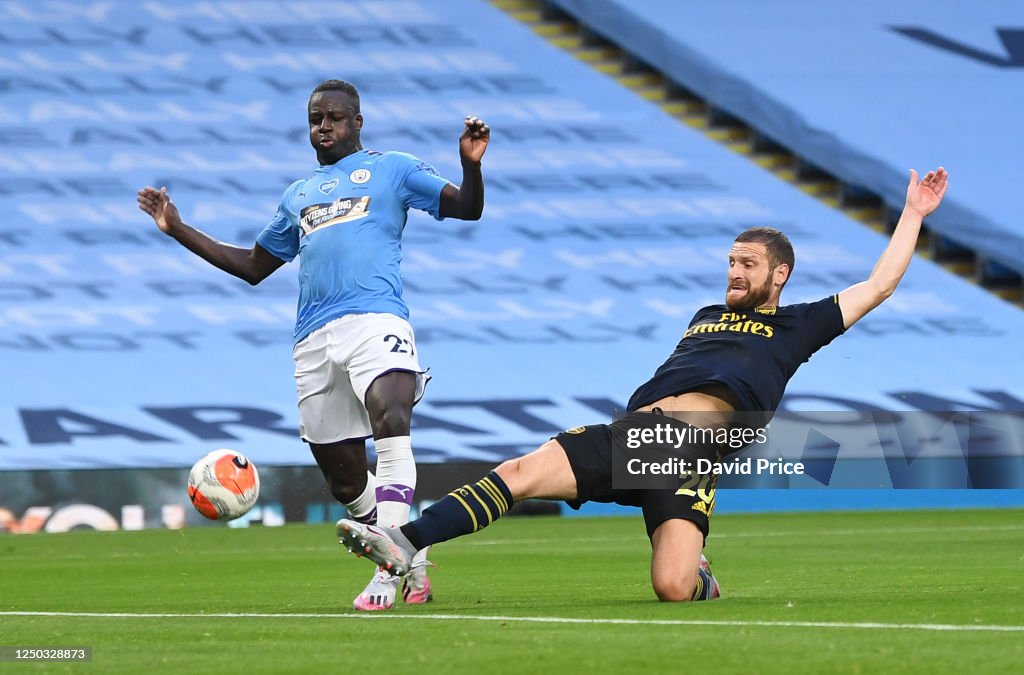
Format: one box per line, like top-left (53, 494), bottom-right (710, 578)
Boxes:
top-left (343, 471), bottom-right (377, 524)
top-left (373, 435), bottom-right (416, 529)
top-left (412, 546), bottom-right (431, 567)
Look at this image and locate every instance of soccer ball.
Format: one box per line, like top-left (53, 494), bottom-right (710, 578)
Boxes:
top-left (187, 449), bottom-right (260, 521)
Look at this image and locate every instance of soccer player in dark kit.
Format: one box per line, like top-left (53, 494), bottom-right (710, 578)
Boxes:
top-left (336, 167), bottom-right (948, 603)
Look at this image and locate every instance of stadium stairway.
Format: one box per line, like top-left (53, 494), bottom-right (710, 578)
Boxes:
top-left (490, 0), bottom-right (1024, 307)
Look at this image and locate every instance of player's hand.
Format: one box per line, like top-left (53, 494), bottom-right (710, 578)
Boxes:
top-left (137, 186), bottom-right (181, 233)
top-left (905, 167), bottom-right (948, 218)
top-left (459, 115), bottom-right (490, 165)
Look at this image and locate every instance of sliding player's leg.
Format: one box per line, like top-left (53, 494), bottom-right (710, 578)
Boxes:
top-left (642, 480), bottom-right (720, 602)
top-left (647, 519), bottom-right (718, 601)
top-left (337, 438), bottom-right (579, 574)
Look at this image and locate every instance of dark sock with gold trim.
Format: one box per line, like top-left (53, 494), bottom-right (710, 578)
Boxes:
top-left (691, 567), bottom-right (717, 601)
top-left (400, 472), bottom-right (513, 550)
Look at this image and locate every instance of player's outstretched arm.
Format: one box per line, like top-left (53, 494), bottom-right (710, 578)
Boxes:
top-left (838, 167), bottom-right (949, 329)
top-left (439, 115), bottom-right (489, 220)
top-left (137, 186), bottom-right (284, 285)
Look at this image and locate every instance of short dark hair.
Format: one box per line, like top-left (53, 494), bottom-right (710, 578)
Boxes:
top-left (310, 79), bottom-right (360, 112)
top-left (734, 227), bottom-right (795, 274)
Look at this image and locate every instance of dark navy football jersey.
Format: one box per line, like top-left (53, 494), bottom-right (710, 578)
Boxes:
top-left (627, 296), bottom-right (845, 414)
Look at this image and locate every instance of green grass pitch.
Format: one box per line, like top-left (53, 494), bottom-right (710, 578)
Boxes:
top-left (2, 508), bottom-right (1022, 674)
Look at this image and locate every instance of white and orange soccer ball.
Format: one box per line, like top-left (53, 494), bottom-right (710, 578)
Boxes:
top-left (187, 449), bottom-right (260, 521)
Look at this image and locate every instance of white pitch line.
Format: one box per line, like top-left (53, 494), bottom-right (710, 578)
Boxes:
top-left (1, 611), bottom-right (1022, 633)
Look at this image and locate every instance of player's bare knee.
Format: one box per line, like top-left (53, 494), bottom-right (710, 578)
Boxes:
top-left (327, 474), bottom-right (366, 504)
top-left (651, 564), bottom-right (698, 602)
top-left (652, 573), bottom-right (697, 602)
top-left (495, 458), bottom-right (521, 482)
top-left (370, 404), bottom-right (412, 438)
top-left (494, 458), bottom-right (529, 497)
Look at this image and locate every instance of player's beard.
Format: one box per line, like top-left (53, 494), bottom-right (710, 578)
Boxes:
top-left (725, 275), bottom-right (774, 310)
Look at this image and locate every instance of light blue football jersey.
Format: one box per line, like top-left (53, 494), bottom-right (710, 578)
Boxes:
top-left (257, 150), bottom-right (451, 344)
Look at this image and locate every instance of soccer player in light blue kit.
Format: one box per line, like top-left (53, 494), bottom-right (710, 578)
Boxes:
top-left (137, 79), bottom-right (490, 610)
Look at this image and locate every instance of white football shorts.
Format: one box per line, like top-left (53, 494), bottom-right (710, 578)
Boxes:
top-left (293, 313), bottom-right (429, 444)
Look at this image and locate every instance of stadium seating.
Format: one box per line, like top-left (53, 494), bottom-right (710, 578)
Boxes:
top-left (549, 0), bottom-right (1024, 278)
